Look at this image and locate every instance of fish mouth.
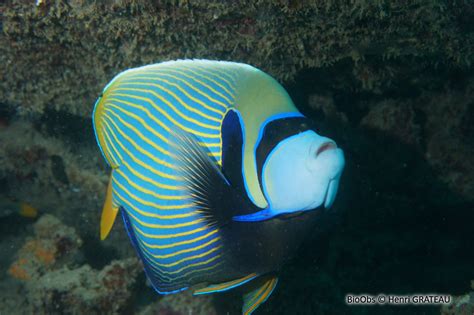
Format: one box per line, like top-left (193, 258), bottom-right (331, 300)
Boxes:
top-left (316, 141), bottom-right (337, 157)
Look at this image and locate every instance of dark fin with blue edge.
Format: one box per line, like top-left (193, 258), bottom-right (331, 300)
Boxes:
top-left (193, 273), bottom-right (259, 295)
top-left (242, 274), bottom-right (279, 315)
top-left (221, 109), bottom-right (247, 196)
top-left (170, 131), bottom-right (260, 228)
top-left (121, 209), bottom-right (188, 295)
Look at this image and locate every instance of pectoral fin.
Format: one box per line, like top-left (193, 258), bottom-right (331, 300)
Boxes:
top-left (100, 173), bottom-right (119, 240)
top-left (170, 130), bottom-right (260, 228)
top-left (193, 273), bottom-right (258, 295)
top-left (242, 274), bottom-right (279, 315)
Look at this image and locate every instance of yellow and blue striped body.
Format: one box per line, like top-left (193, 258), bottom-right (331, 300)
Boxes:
top-left (92, 60), bottom-right (300, 294)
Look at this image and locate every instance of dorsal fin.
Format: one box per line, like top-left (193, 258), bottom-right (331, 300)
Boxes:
top-left (193, 273), bottom-right (258, 295)
top-left (242, 274), bottom-right (279, 315)
top-left (100, 172), bottom-right (119, 240)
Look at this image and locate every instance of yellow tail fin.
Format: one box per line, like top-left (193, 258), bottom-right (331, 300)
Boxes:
top-left (100, 173), bottom-right (119, 240)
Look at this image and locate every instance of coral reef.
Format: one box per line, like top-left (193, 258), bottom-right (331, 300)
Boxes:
top-left (8, 214), bottom-right (82, 281)
top-left (138, 290), bottom-right (217, 315)
top-left (26, 259), bottom-right (141, 315)
top-left (6, 214), bottom-right (141, 315)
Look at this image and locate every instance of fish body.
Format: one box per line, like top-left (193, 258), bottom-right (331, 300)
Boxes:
top-left (93, 60), bottom-right (344, 314)
top-left (0, 198), bottom-right (38, 219)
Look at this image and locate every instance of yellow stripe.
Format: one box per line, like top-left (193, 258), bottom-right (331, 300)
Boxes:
top-left (107, 97), bottom-right (172, 135)
top-left (159, 68), bottom-right (234, 105)
top-left (109, 92), bottom-right (221, 139)
top-left (113, 178), bottom-right (193, 210)
top-left (149, 258), bottom-right (223, 284)
top-left (114, 87), bottom-right (220, 129)
top-left (118, 82), bottom-right (222, 122)
top-left (134, 223), bottom-right (209, 239)
top-left (140, 235), bottom-right (220, 259)
top-left (183, 65), bottom-right (236, 92)
top-left (104, 108), bottom-right (175, 159)
top-left (107, 100), bottom-right (222, 150)
top-left (95, 122), bottom-right (116, 167)
top-left (143, 247), bottom-right (221, 275)
top-left (179, 261), bottom-right (223, 281)
top-left (208, 152), bottom-right (221, 157)
top-left (106, 102), bottom-right (169, 144)
top-left (116, 169), bottom-right (185, 201)
top-left (195, 273), bottom-right (257, 294)
top-left (199, 141), bottom-right (221, 148)
top-left (125, 205), bottom-right (203, 229)
top-left (127, 72), bottom-right (229, 109)
top-left (179, 66), bottom-right (235, 101)
top-left (121, 76), bottom-right (225, 115)
top-left (103, 114), bottom-right (177, 170)
top-left (245, 282), bottom-right (269, 312)
top-left (114, 183), bottom-right (193, 218)
top-left (102, 121), bottom-right (124, 162)
top-left (122, 160), bottom-right (181, 191)
top-left (245, 279), bottom-right (275, 315)
top-left (102, 127), bottom-right (180, 180)
top-left (194, 64), bottom-right (237, 85)
top-left (100, 124), bottom-right (122, 167)
top-left (140, 229), bottom-right (219, 249)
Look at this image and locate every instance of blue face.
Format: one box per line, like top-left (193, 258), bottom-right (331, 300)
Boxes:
top-left (261, 130), bottom-right (345, 216)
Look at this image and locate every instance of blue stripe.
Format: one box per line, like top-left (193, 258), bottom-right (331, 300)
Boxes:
top-left (118, 79), bottom-right (227, 120)
top-left (152, 70), bottom-right (232, 107)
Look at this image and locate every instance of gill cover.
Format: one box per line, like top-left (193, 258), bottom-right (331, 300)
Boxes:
top-left (262, 130), bottom-right (344, 212)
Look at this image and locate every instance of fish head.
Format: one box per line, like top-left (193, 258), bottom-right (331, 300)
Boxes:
top-left (261, 130), bottom-right (345, 215)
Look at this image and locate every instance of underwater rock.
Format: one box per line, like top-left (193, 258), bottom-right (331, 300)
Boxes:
top-left (440, 281), bottom-right (474, 315)
top-left (138, 289), bottom-right (217, 315)
top-left (308, 93), bottom-right (348, 123)
top-left (360, 100), bottom-right (422, 148)
top-left (25, 258), bottom-right (140, 315)
top-left (8, 214), bottom-right (82, 281)
top-left (1, 1), bottom-right (472, 117)
top-left (6, 214), bottom-right (141, 314)
top-left (422, 82), bottom-right (474, 201)
top-left (0, 121), bottom-right (108, 235)
top-left (357, 82), bottom-right (474, 201)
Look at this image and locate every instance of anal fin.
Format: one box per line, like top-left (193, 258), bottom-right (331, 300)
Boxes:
top-left (242, 274), bottom-right (279, 315)
top-left (100, 173), bottom-right (119, 240)
top-left (193, 273), bottom-right (258, 295)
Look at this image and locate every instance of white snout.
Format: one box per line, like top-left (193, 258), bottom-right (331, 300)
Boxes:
top-left (262, 130), bottom-right (345, 215)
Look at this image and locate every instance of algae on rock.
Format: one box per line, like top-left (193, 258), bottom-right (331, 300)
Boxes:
top-left (1, 1), bottom-right (473, 116)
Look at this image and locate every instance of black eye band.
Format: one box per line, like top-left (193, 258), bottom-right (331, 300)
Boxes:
top-left (255, 117), bottom-right (317, 192)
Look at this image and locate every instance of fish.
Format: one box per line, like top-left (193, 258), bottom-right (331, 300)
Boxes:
top-left (92, 60), bottom-right (345, 314)
top-left (0, 197), bottom-right (38, 219)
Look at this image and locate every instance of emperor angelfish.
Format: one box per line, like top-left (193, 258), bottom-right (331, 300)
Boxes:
top-left (92, 60), bottom-right (344, 314)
